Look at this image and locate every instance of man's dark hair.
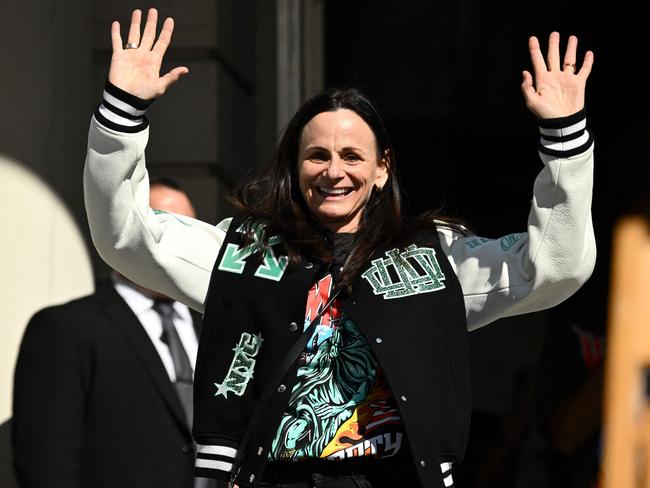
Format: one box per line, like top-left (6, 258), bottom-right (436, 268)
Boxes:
top-left (149, 175), bottom-right (184, 192)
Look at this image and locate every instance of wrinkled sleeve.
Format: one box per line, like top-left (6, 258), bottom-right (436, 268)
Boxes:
top-left (439, 110), bottom-right (596, 331)
top-left (83, 83), bottom-right (229, 312)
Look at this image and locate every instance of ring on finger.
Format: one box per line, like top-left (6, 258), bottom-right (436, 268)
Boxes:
top-left (124, 42), bottom-right (139, 49)
top-left (562, 63), bottom-right (576, 71)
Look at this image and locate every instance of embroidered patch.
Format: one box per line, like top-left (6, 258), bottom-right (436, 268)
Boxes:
top-left (217, 222), bottom-right (288, 281)
top-left (500, 233), bottom-right (526, 251)
top-left (214, 332), bottom-right (263, 399)
top-left (361, 244), bottom-right (446, 299)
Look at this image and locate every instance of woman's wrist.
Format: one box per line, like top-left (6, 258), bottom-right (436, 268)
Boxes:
top-left (537, 109), bottom-right (593, 158)
top-left (93, 81), bottom-right (154, 133)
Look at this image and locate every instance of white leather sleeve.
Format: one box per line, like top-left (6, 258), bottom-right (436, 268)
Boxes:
top-left (84, 117), bottom-right (230, 312)
top-left (439, 141), bottom-right (596, 331)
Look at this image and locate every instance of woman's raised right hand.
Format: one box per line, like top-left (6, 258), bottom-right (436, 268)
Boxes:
top-left (108, 8), bottom-right (188, 100)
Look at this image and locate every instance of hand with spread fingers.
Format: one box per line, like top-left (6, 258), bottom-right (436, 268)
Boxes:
top-left (108, 8), bottom-right (188, 100)
top-left (521, 31), bottom-right (594, 119)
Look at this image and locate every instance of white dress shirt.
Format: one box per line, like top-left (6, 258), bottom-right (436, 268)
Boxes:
top-left (112, 275), bottom-right (199, 382)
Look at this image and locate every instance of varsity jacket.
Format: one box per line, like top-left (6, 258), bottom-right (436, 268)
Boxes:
top-left (192, 219), bottom-right (468, 487)
top-left (83, 83), bottom-right (597, 486)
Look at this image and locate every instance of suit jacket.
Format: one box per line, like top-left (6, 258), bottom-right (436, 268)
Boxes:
top-left (12, 280), bottom-right (200, 488)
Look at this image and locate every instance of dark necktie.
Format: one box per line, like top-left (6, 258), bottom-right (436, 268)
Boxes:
top-left (152, 300), bottom-right (194, 427)
top-left (152, 301), bottom-right (219, 488)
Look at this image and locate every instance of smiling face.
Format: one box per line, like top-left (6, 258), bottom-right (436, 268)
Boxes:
top-left (297, 109), bottom-right (389, 233)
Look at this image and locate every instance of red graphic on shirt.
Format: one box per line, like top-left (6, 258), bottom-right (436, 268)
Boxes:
top-left (321, 368), bottom-right (403, 459)
top-left (304, 274), bottom-right (337, 326)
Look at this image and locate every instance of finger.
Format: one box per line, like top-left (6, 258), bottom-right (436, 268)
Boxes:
top-left (546, 31), bottom-right (561, 71)
top-left (152, 17), bottom-right (175, 57)
top-left (528, 36), bottom-right (547, 78)
top-left (562, 35), bottom-right (578, 67)
top-left (126, 9), bottom-right (142, 47)
top-left (111, 21), bottom-right (123, 53)
top-left (520, 71), bottom-right (536, 100)
top-left (140, 7), bottom-right (158, 50)
top-left (577, 50), bottom-right (594, 80)
top-left (158, 66), bottom-right (189, 94)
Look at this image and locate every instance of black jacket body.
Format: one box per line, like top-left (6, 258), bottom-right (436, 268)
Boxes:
top-left (194, 218), bottom-right (470, 488)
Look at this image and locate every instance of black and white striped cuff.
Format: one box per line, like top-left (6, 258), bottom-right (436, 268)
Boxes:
top-left (93, 81), bottom-right (154, 133)
top-left (441, 461), bottom-right (455, 487)
top-left (194, 443), bottom-right (238, 479)
top-left (537, 109), bottom-right (593, 158)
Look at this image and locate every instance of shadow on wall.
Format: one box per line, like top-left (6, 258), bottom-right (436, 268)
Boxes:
top-left (0, 156), bottom-right (95, 487)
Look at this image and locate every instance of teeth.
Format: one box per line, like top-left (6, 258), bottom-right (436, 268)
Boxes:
top-left (319, 187), bottom-right (349, 195)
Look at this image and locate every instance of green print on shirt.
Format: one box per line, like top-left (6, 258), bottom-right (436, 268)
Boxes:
top-left (214, 331), bottom-right (263, 399)
top-left (270, 316), bottom-right (376, 460)
top-left (217, 222), bottom-right (288, 281)
top-left (362, 245), bottom-right (446, 299)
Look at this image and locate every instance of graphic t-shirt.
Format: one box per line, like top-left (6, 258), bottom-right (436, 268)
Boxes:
top-left (269, 271), bottom-right (404, 461)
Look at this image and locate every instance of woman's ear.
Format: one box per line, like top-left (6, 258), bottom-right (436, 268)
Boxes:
top-left (376, 148), bottom-right (391, 190)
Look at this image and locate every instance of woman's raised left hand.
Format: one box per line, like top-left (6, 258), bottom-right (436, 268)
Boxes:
top-left (521, 32), bottom-right (594, 119)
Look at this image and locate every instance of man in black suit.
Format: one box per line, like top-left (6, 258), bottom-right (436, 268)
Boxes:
top-left (12, 178), bottom-right (220, 488)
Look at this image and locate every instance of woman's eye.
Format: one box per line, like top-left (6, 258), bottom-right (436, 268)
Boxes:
top-left (310, 152), bottom-right (328, 161)
top-left (344, 153), bottom-right (361, 162)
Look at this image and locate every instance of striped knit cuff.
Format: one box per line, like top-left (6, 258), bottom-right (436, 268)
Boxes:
top-left (194, 442), bottom-right (238, 480)
top-left (441, 461), bottom-right (455, 487)
top-left (93, 81), bottom-right (154, 133)
top-left (537, 109), bottom-right (593, 158)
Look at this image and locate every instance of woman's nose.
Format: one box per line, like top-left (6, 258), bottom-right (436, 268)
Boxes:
top-left (324, 156), bottom-right (344, 179)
